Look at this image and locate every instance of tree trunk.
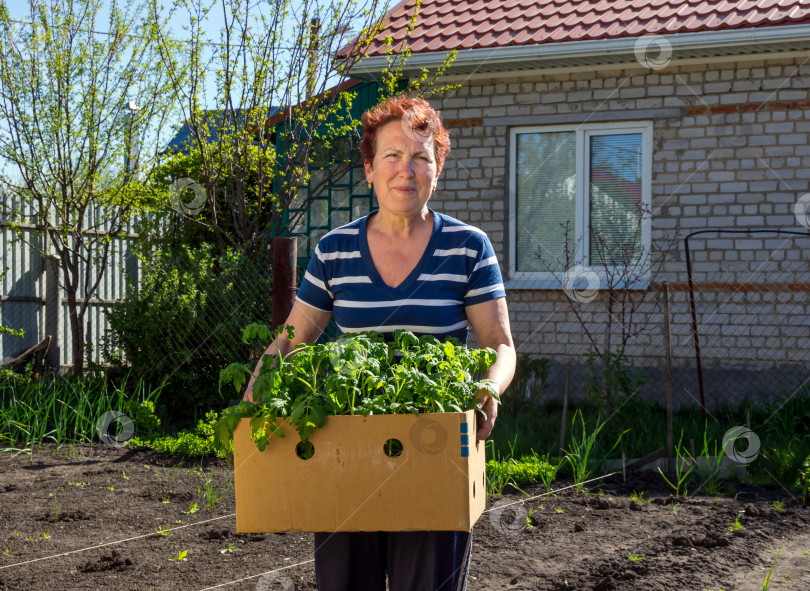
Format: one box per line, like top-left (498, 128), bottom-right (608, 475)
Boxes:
top-left (65, 286), bottom-right (84, 377)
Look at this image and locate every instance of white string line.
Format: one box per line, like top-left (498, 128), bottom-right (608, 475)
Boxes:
top-left (198, 560), bottom-right (316, 591)
top-left (482, 472), bottom-right (619, 514)
top-left (0, 513), bottom-right (234, 571)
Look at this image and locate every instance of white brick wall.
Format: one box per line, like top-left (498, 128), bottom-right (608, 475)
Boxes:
top-left (427, 56), bottom-right (810, 392)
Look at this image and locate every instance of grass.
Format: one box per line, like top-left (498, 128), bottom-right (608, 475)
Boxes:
top-left (490, 384), bottom-right (810, 494)
top-left (0, 374), bottom-right (162, 451)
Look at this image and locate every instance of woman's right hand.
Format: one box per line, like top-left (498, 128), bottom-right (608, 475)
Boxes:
top-left (243, 301), bottom-right (332, 402)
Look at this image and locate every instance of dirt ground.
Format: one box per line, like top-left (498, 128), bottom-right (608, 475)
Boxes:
top-left (0, 445), bottom-right (809, 591)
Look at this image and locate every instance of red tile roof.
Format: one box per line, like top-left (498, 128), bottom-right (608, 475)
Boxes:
top-left (363, 0), bottom-right (810, 56)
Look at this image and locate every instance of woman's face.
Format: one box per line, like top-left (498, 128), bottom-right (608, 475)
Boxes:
top-left (364, 119), bottom-right (438, 219)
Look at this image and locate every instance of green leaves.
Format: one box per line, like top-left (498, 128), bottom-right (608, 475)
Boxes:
top-left (215, 328), bottom-right (499, 453)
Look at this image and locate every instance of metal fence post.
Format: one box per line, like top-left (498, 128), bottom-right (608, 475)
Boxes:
top-left (272, 237), bottom-right (298, 330)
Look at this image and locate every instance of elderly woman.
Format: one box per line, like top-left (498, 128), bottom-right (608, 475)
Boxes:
top-left (245, 95), bottom-right (516, 591)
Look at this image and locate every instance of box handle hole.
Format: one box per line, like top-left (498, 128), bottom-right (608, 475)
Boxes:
top-left (383, 438), bottom-right (403, 458)
top-left (295, 441), bottom-right (315, 460)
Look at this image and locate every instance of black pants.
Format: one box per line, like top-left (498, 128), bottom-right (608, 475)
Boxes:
top-left (313, 530), bottom-right (472, 591)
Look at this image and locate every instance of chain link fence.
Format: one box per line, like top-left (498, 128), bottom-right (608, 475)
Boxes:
top-left (506, 230), bottom-right (810, 412)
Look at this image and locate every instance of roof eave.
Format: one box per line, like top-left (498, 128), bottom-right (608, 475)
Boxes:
top-left (349, 24), bottom-right (810, 79)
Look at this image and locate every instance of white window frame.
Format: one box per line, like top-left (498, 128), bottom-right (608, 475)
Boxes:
top-left (507, 120), bottom-right (653, 289)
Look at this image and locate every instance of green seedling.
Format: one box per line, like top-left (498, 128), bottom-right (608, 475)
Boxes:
top-left (214, 327), bottom-right (499, 455)
top-left (181, 502), bottom-right (199, 515)
top-left (41, 529), bottom-right (51, 540)
top-left (626, 552), bottom-right (645, 563)
top-left (727, 515), bottom-right (745, 532)
top-left (555, 508), bottom-right (564, 514)
top-left (122, 471), bottom-right (129, 480)
top-left (201, 473), bottom-right (223, 511)
top-left (562, 410), bottom-right (625, 493)
top-left (630, 491), bottom-right (647, 503)
top-left (169, 550), bottom-right (187, 562)
top-left (762, 545), bottom-right (782, 590)
top-left (24, 535), bottom-right (36, 543)
top-left (2, 548), bottom-right (10, 556)
top-left (107, 485), bottom-right (115, 492)
top-left (155, 525), bottom-right (171, 537)
top-left (161, 499), bottom-right (170, 505)
top-left (772, 499), bottom-right (786, 512)
top-left (67, 481), bottom-right (88, 488)
top-left (219, 543), bottom-right (241, 554)
top-left (657, 435), bottom-right (696, 497)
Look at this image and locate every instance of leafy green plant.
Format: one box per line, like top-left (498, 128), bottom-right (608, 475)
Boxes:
top-left (562, 410), bottom-right (625, 492)
top-left (695, 429), bottom-right (725, 496)
top-left (0, 374), bottom-right (161, 451)
top-left (155, 525), bottom-right (171, 537)
top-left (181, 502), bottom-right (199, 515)
top-left (219, 543), bottom-right (240, 554)
top-left (200, 472), bottom-right (223, 511)
top-left (104, 245), bottom-right (273, 424)
top-left (626, 551), bottom-right (645, 562)
top-left (485, 451), bottom-right (556, 498)
top-left (727, 515), bottom-right (745, 532)
top-left (772, 499), bottom-right (786, 512)
top-left (129, 411), bottom-right (226, 458)
top-left (657, 435), bottom-right (696, 498)
top-left (630, 491), bottom-right (647, 503)
top-left (215, 326), bottom-right (498, 454)
top-left (169, 549), bottom-right (187, 562)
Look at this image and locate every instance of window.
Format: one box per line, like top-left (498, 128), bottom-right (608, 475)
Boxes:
top-left (288, 137), bottom-right (375, 262)
top-left (508, 122), bottom-right (652, 288)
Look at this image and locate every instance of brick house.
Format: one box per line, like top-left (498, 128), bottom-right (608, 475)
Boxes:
top-left (343, 0), bottom-right (810, 406)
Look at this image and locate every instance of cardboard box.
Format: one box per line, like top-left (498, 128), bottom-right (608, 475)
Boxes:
top-left (233, 410), bottom-right (486, 533)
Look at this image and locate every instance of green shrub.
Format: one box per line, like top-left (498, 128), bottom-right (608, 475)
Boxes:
top-left (486, 453), bottom-right (557, 487)
top-left (104, 245), bottom-right (273, 425)
top-left (129, 411), bottom-right (228, 458)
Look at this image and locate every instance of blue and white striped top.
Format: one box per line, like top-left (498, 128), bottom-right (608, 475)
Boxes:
top-left (296, 210), bottom-right (506, 343)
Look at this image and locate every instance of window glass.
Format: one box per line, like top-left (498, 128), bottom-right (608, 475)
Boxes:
top-left (589, 133), bottom-right (644, 266)
top-left (515, 131), bottom-right (576, 273)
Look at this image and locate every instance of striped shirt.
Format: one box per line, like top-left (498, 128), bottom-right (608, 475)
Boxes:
top-left (296, 210), bottom-right (506, 343)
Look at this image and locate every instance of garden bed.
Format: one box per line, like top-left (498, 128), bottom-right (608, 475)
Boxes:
top-left (1, 445), bottom-right (809, 590)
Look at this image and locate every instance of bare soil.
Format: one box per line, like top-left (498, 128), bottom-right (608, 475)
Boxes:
top-left (1, 445), bottom-right (808, 590)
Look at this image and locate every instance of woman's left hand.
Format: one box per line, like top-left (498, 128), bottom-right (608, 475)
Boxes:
top-left (475, 393), bottom-right (499, 440)
top-left (466, 298), bottom-right (516, 440)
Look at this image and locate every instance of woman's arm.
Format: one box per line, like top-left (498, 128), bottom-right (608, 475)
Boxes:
top-left (466, 297), bottom-right (516, 440)
top-left (243, 301), bottom-right (333, 402)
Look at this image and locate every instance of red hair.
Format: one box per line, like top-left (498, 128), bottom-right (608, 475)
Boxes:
top-left (360, 95), bottom-right (451, 173)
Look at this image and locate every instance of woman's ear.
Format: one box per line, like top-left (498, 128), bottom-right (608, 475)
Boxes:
top-left (364, 160), bottom-right (373, 184)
